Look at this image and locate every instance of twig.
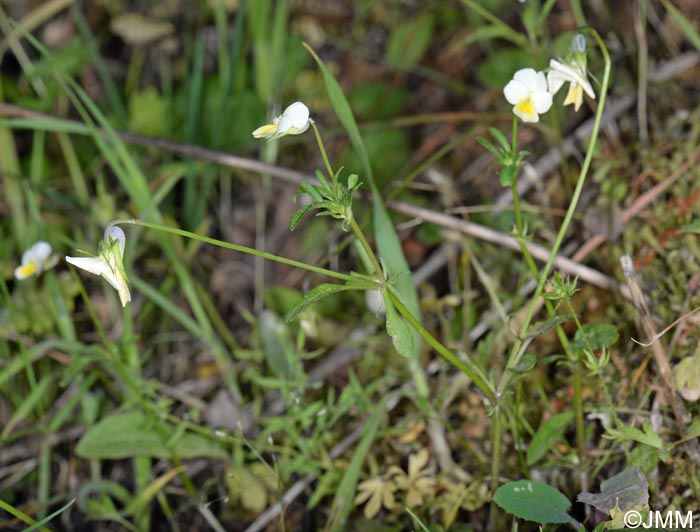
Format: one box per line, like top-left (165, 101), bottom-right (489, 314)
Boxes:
top-left (619, 255), bottom-right (689, 427)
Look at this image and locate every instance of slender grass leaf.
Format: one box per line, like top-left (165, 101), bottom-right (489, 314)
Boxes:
top-left (659, 0), bottom-right (700, 51)
top-left (1, 376), bottom-right (53, 438)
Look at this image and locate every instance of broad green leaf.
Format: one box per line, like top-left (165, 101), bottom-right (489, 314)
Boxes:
top-left (577, 467), bottom-right (649, 513)
top-left (526, 412), bottom-right (574, 466)
top-left (76, 412), bottom-right (227, 459)
top-left (493, 480), bottom-right (576, 526)
top-left (571, 323), bottom-right (619, 352)
top-left (285, 283), bottom-right (368, 322)
top-left (385, 12), bottom-right (435, 69)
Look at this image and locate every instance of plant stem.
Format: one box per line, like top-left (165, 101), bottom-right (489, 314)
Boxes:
top-left (349, 217), bottom-right (382, 277)
top-left (108, 219), bottom-right (360, 284)
top-left (311, 122), bottom-right (334, 181)
top-left (389, 288), bottom-right (496, 404)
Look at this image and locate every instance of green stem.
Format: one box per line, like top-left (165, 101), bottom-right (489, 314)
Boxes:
top-left (108, 219), bottom-right (359, 284)
top-left (388, 288), bottom-right (496, 404)
top-left (311, 122), bottom-right (334, 181)
top-left (349, 217), bottom-right (382, 277)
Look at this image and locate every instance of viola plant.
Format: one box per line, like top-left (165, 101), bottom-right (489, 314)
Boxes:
top-left (66, 225), bottom-right (131, 307)
top-left (479, 28), bottom-right (612, 506)
top-left (14, 241), bottom-right (57, 280)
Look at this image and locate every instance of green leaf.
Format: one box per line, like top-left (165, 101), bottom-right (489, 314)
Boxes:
top-left (493, 480), bottom-right (576, 526)
top-left (577, 467), bottom-right (649, 513)
top-left (76, 412), bottom-right (227, 459)
top-left (571, 323), bottom-right (619, 352)
top-left (513, 353), bottom-right (537, 372)
top-left (1, 376), bottom-right (53, 438)
top-left (295, 181), bottom-right (324, 203)
top-left (680, 221), bottom-right (700, 234)
top-left (285, 283), bottom-right (368, 322)
top-left (659, 0), bottom-right (700, 51)
top-left (488, 127), bottom-right (511, 153)
top-left (290, 204), bottom-right (316, 231)
top-left (619, 421), bottom-right (663, 449)
top-left (526, 412), bottom-right (574, 466)
top-left (384, 291), bottom-right (415, 357)
top-left (385, 12), bottom-right (435, 69)
top-left (476, 136), bottom-right (503, 159)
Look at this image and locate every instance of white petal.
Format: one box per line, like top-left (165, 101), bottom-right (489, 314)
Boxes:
top-left (282, 101), bottom-right (309, 128)
top-left (532, 71), bottom-right (548, 92)
top-left (276, 115), bottom-right (294, 134)
top-left (513, 68), bottom-right (538, 88)
top-left (66, 255), bottom-right (110, 277)
top-left (549, 59), bottom-right (595, 99)
top-left (503, 80), bottom-right (528, 105)
top-left (533, 91), bottom-right (553, 113)
top-left (100, 267), bottom-right (132, 307)
top-left (579, 77), bottom-right (596, 100)
top-left (547, 71), bottom-right (566, 95)
top-left (22, 241), bottom-right (52, 266)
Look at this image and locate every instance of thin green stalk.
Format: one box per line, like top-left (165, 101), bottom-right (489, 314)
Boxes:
top-left (349, 218), bottom-right (382, 277)
top-left (110, 219), bottom-right (359, 284)
top-left (311, 122), bottom-right (334, 181)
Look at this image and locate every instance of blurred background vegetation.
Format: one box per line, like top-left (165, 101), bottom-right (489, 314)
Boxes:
top-left (2, 0), bottom-right (700, 530)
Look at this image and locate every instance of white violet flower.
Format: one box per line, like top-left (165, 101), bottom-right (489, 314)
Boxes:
top-left (14, 241), bottom-right (56, 280)
top-left (503, 68), bottom-right (553, 123)
top-left (547, 58), bottom-right (595, 112)
top-left (252, 101), bottom-right (311, 140)
top-left (66, 226), bottom-right (131, 307)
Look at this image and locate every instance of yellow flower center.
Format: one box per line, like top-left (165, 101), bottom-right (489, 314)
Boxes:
top-left (516, 96), bottom-right (536, 117)
top-left (18, 262), bottom-right (37, 278)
